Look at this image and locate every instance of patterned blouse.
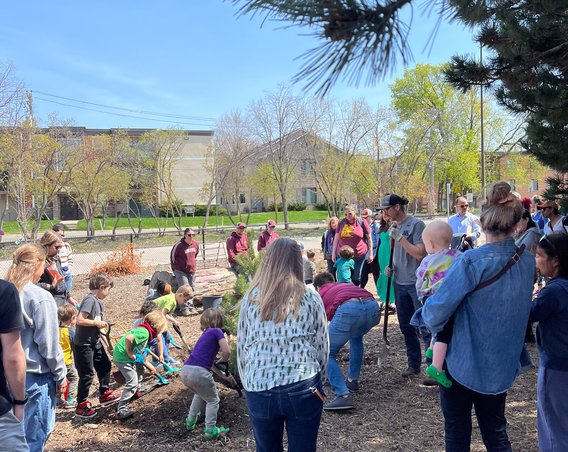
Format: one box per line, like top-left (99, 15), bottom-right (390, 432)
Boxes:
top-left (415, 248), bottom-right (461, 299)
top-left (237, 288), bottom-right (329, 392)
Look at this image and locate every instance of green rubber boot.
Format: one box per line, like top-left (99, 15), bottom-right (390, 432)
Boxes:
top-left (425, 364), bottom-right (452, 388)
top-left (425, 347), bottom-right (434, 360)
top-left (203, 425), bottom-right (230, 440)
top-left (184, 412), bottom-right (202, 431)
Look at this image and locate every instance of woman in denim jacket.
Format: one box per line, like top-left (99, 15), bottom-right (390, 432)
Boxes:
top-left (422, 182), bottom-right (535, 451)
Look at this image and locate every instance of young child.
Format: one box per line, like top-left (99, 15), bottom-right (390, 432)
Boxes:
top-left (304, 249), bottom-right (317, 284)
top-left (153, 284), bottom-right (194, 364)
top-left (73, 272), bottom-right (119, 418)
top-left (133, 300), bottom-right (158, 328)
top-left (529, 233), bottom-right (568, 451)
top-left (182, 309), bottom-right (230, 441)
top-left (335, 245), bottom-right (355, 283)
top-left (133, 300), bottom-right (165, 360)
top-left (412, 221), bottom-right (461, 387)
top-left (113, 311), bottom-right (167, 420)
top-left (58, 304), bottom-right (79, 408)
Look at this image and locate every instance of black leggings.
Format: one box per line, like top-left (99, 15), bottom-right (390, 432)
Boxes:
top-left (73, 341), bottom-right (111, 403)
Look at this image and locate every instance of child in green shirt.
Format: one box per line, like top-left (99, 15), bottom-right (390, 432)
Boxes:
top-left (113, 311), bottom-right (167, 420)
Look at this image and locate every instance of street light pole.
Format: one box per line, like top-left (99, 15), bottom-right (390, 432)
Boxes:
top-left (480, 44), bottom-right (486, 201)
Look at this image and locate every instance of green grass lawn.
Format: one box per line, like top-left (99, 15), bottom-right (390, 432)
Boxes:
top-left (0, 211), bottom-right (330, 234)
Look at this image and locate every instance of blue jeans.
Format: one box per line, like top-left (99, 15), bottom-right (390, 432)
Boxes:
top-left (25, 373), bottom-right (56, 452)
top-left (245, 373), bottom-right (323, 452)
top-left (537, 366), bottom-right (568, 452)
top-left (440, 370), bottom-right (511, 452)
top-left (64, 274), bottom-right (73, 294)
top-left (352, 256), bottom-right (366, 286)
top-left (328, 299), bottom-right (380, 396)
top-left (394, 283), bottom-right (431, 370)
top-left (325, 259), bottom-right (336, 280)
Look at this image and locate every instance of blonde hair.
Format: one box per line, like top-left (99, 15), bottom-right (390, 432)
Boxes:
top-left (248, 237), bottom-right (305, 323)
top-left (480, 182), bottom-right (522, 235)
top-left (5, 244), bottom-right (44, 291)
top-left (144, 311), bottom-right (168, 334)
top-left (424, 221), bottom-right (454, 248)
top-left (327, 216), bottom-right (339, 229)
top-left (40, 230), bottom-right (61, 250)
top-left (176, 284), bottom-right (193, 301)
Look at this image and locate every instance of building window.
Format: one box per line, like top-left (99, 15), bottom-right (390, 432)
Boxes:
top-left (301, 160), bottom-right (316, 175)
top-left (508, 179), bottom-right (516, 191)
top-left (239, 193), bottom-right (246, 204)
top-left (529, 179), bottom-right (539, 192)
top-left (302, 187), bottom-right (318, 204)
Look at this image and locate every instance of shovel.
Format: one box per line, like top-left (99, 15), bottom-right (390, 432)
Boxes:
top-left (172, 323), bottom-right (192, 352)
top-left (154, 373), bottom-right (169, 385)
top-left (378, 237), bottom-right (395, 368)
top-left (144, 348), bottom-right (181, 374)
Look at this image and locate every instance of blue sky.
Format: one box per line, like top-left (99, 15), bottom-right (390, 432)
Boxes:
top-left (1, 1), bottom-right (479, 130)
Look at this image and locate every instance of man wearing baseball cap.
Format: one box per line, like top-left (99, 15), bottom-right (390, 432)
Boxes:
top-left (257, 220), bottom-right (279, 252)
top-left (226, 222), bottom-right (249, 271)
top-left (379, 194), bottom-right (432, 382)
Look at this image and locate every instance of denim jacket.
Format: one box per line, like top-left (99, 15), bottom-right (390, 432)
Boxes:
top-left (422, 237), bottom-right (535, 395)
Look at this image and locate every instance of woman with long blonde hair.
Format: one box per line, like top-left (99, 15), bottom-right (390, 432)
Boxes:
top-left (237, 238), bottom-right (328, 452)
top-left (6, 244), bottom-right (67, 451)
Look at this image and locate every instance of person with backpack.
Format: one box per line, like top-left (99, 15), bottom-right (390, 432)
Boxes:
top-left (332, 205), bottom-right (372, 287)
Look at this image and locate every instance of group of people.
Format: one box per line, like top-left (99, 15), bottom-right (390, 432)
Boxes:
top-left (1, 182), bottom-right (567, 452)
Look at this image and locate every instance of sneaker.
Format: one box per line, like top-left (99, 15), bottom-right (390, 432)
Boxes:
top-left (99, 390), bottom-right (120, 406)
top-left (425, 365), bottom-right (452, 388)
top-left (345, 379), bottom-right (359, 393)
top-left (132, 385), bottom-right (151, 400)
top-left (75, 401), bottom-right (96, 419)
top-left (184, 412), bottom-right (202, 431)
top-left (401, 366), bottom-right (420, 377)
top-left (323, 395), bottom-right (354, 411)
top-left (386, 305), bottom-right (396, 314)
top-left (425, 347), bottom-right (434, 360)
top-left (116, 407), bottom-right (134, 421)
top-left (203, 425), bottom-right (230, 440)
top-left (61, 399), bottom-right (77, 409)
top-left (165, 358), bottom-right (181, 365)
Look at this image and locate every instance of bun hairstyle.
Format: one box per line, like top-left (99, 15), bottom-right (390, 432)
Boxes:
top-left (480, 182), bottom-right (523, 235)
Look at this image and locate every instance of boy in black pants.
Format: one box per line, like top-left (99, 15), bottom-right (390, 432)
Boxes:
top-left (73, 272), bottom-right (119, 418)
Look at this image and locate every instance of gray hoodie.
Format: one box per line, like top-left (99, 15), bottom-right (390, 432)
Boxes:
top-left (20, 282), bottom-right (66, 384)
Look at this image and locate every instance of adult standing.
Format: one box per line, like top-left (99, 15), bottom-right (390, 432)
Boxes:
top-left (6, 244), bottom-right (67, 451)
top-left (52, 224), bottom-right (74, 294)
top-left (529, 233), bottom-right (568, 451)
top-left (514, 209), bottom-right (542, 254)
top-left (321, 216), bottom-right (338, 278)
top-left (448, 196), bottom-right (482, 246)
top-left (313, 272), bottom-right (379, 411)
top-left (0, 279), bottom-right (28, 451)
top-left (257, 220), bottom-right (279, 252)
top-left (37, 231), bottom-right (75, 307)
top-left (540, 200), bottom-right (566, 236)
top-left (379, 194), bottom-right (429, 378)
top-left (226, 222), bottom-right (249, 271)
top-left (422, 182), bottom-right (535, 451)
top-left (360, 209), bottom-right (381, 289)
top-left (375, 211), bottom-right (395, 311)
top-left (170, 228), bottom-right (199, 292)
top-left (332, 205), bottom-right (372, 287)
top-left (532, 196), bottom-right (547, 233)
top-left (237, 238), bottom-right (328, 452)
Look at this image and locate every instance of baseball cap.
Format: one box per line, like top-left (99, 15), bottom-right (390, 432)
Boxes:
top-left (360, 208), bottom-right (373, 218)
top-left (236, 222), bottom-right (247, 229)
top-left (267, 220), bottom-right (276, 228)
top-left (537, 200), bottom-right (558, 211)
top-left (378, 194), bottom-right (408, 210)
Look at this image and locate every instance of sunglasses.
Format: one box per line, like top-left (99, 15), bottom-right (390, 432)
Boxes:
top-left (459, 204), bottom-right (469, 208)
top-left (345, 212), bottom-right (355, 216)
top-left (542, 206), bottom-right (553, 211)
top-left (186, 234), bottom-right (195, 237)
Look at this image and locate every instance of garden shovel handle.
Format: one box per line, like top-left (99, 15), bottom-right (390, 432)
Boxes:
top-left (172, 323), bottom-right (192, 352)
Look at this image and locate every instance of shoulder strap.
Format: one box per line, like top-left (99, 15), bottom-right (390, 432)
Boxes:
top-left (475, 244), bottom-right (526, 290)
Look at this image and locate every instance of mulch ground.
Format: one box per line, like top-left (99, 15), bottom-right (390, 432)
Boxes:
top-left (46, 267), bottom-right (539, 452)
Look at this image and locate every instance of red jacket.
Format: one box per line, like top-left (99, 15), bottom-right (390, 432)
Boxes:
top-left (226, 232), bottom-right (249, 265)
top-left (170, 238), bottom-right (199, 274)
top-left (257, 230), bottom-right (279, 252)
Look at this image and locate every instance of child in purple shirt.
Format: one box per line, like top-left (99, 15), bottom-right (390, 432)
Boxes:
top-left (181, 309), bottom-right (230, 441)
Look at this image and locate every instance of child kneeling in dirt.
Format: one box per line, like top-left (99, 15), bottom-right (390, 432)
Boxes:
top-left (181, 309), bottom-right (230, 440)
top-left (113, 311), bottom-right (167, 420)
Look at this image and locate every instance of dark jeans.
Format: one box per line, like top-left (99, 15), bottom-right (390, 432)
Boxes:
top-left (394, 283), bottom-right (431, 370)
top-left (325, 259), bottom-right (336, 280)
top-left (360, 255), bottom-right (380, 289)
top-left (351, 256), bottom-right (366, 286)
top-left (440, 371), bottom-right (511, 452)
top-left (73, 341), bottom-right (111, 403)
top-left (245, 373), bottom-right (323, 452)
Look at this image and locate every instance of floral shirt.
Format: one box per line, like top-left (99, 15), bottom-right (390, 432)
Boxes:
top-left (237, 288), bottom-right (328, 392)
top-left (415, 249), bottom-right (461, 299)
